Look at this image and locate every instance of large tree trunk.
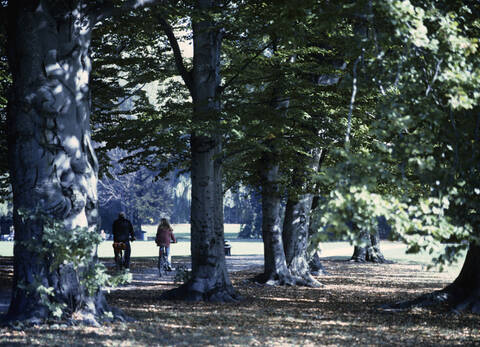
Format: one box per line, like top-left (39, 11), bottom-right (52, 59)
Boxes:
top-left (255, 84), bottom-right (294, 285)
top-left (160, 0), bottom-right (238, 302)
top-left (445, 244), bottom-right (480, 312)
top-left (257, 150), bottom-right (293, 285)
top-left (381, 244), bottom-right (480, 314)
top-left (282, 149), bottom-right (323, 287)
top-left (351, 229), bottom-right (389, 263)
top-left (4, 1), bottom-right (116, 324)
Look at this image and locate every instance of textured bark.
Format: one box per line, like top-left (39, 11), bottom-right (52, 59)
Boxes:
top-left (160, 0), bottom-right (238, 302)
top-left (381, 244), bottom-right (480, 314)
top-left (282, 149), bottom-right (323, 287)
top-left (309, 251), bottom-right (328, 276)
top-left (306, 149), bottom-right (328, 276)
top-left (257, 150), bottom-right (293, 285)
top-left (351, 230), bottom-right (389, 263)
top-left (4, 1), bottom-right (117, 324)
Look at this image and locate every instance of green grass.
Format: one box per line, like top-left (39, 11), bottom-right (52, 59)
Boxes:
top-left (0, 223), bottom-right (466, 277)
top-left (142, 223), bottom-right (241, 240)
top-left (0, 237), bottom-right (465, 277)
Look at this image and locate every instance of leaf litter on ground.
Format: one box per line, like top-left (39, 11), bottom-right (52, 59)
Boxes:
top-left (0, 256), bottom-right (479, 346)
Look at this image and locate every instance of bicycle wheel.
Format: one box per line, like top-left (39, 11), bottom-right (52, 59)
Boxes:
top-left (158, 246), bottom-right (169, 277)
top-left (115, 249), bottom-right (122, 270)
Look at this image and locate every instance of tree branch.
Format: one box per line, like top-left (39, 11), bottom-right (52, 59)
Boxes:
top-left (218, 41), bottom-right (273, 94)
top-left (93, 83), bottom-right (147, 111)
top-left (345, 55), bottom-right (362, 148)
top-left (425, 58), bottom-right (443, 97)
top-left (91, 0), bottom-right (161, 23)
top-left (156, 15), bottom-right (194, 95)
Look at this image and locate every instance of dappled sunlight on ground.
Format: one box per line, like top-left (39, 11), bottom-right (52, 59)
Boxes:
top-left (0, 256), bottom-right (479, 345)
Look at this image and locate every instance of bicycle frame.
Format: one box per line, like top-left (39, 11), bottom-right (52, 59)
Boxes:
top-left (113, 242), bottom-right (127, 270)
top-left (158, 245), bottom-right (169, 277)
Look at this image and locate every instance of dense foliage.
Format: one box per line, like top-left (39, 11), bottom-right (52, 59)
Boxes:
top-left (313, 0), bottom-right (480, 267)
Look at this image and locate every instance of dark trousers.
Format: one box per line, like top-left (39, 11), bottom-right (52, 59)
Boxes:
top-left (114, 241), bottom-right (131, 268)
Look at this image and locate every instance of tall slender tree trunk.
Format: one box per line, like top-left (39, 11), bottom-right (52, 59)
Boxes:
top-left (160, 0), bottom-right (238, 302)
top-left (258, 150), bottom-right (293, 285)
top-left (5, 1), bottom-right (115, 324)
top-left (282, 149), bottom-right (322, 287)
top-left (257, 94), bottom-right (293, 285)
top-left (307, 184), bottom-right (328, 276)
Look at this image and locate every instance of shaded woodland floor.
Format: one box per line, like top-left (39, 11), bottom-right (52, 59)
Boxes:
top-left (0, 256), bottom-right (479, 346)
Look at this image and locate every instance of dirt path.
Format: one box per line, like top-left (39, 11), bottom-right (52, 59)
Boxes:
top-left (106, 255), bottom-right (264, 290)
top-left (0, 255), bottom-right (264, 315)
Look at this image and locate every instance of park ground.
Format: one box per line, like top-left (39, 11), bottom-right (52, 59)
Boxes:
top-left (0, 227), bottom-right (479, 346)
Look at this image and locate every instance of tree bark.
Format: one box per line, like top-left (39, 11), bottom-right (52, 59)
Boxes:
top-left (257, 150), bottom-right (294, 285)
top-left (4, 1), bottom-right (117, 324)
top-left (256, 92), bottom-right (293, 285)
top-left (306, 149), bottom-right (328, 275)
top-left (160, 0), bottom-right (238, 302)
top-left (309, 250), bottom-right (328, 276)
top-left (381, 243), bottom-right (480, 314)
top-left (351, 229), bottom-right (389, 263)
top-left (282, 149), bottom-right (323, 287)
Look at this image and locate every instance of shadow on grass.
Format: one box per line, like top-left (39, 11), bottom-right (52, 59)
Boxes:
top-left (0, 258), bottom-right (479, 345)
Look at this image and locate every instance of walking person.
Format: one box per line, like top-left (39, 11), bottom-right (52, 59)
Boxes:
top-left (112, 212), bottom-right (136, 268)
top-left (155, 218), bottom-right (176, 271)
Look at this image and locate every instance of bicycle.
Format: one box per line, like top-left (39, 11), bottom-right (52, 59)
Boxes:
top-left (157, 245), bottom-right (170, 277)
top-left (113, 241), bottom-right (127, 270)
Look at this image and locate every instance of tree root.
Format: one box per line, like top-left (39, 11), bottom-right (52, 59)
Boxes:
top-left (254, 271), bottom-right (323, 288)
top-left (160, 279), bottom-right (242, 303)
top-left (378, 290), bottom-right (449, 312)
top-left (350, 247), bottom-right (393, 264)
top-left (293, 274), bottom-right (323, 288)
top-left (253, 271), bottom-right (295, 286)
top-left (1, 291), bottom-right (130, 327)
top-left (379, 286), bottom-right (480, 314)
top-left (309, 252), bottom-right (329, 276)
top-left (350, 256), bottom-right (393, 264)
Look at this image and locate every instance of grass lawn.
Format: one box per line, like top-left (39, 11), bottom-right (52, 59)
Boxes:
top-left (0, 237), bottom-right (466, 277)
top-left (141, 223), bottom-right (241, 241)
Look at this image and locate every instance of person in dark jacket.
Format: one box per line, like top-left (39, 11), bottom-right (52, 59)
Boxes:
top-left (112, 212), bottom-right (135, 268)
top-left (155, 218), bottom-right (176, 270)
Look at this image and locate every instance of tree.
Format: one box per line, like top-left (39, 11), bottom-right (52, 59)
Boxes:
top-left (3, 0), bottom-right (158, 325)
top-left (372, 0), bottom-right (480, 313)
top-left (156, 0), bottom-right (239, 301)
top-left (220, 0), bottom-right (382, 285)
top-left (350, 229), bottom-right (387, 263)
top-left (312, 0), bottom-right (480, 313)
top-left (0, 4), bottom-right (10, 197)
top-left (282, 148), bottom-right (324, 286)
top-left (235, 188), bottom-right (262, 238)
